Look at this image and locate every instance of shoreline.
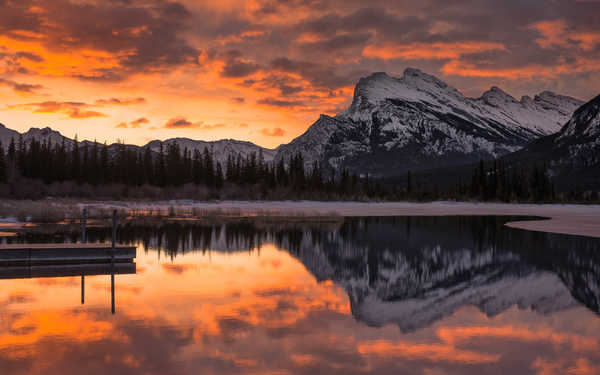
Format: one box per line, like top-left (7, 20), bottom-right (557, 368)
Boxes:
top-left (83, 200), bottom-right (600, 239)
top-left (2, 200), bottom-right (600, 238)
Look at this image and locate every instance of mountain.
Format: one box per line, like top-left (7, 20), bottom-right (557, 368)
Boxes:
top-left (506, 95), bottom-right (600, 190)
top-left (145, 138), bottom-right (276, 163)
top-left (0, 68), bottom-right (588, 180)
top-left (0, 123), bottom-right (20, 146)
top-left (0, 125), bottom-right (275, 166)
top-left (275, 68), bottom-right (583, 176)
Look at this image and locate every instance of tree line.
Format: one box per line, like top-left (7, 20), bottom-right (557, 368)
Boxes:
top-left (0, 136), bottom-right (596, 202)
top-left (0, 136), bottom-right (384, 199)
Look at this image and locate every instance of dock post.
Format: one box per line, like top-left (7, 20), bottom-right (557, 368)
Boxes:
top-left (112, 209), bottom-right (117, 250)
top-left (81, 208), bottom-right (87, 244)
top-left (111, 209), bottom-right (116, 314)
top-left (111, 272), bottom-right (115, 314)
top-left (81, 275), bottom-right (85, 304)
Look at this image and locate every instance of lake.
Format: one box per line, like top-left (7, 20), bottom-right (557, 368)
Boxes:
top-left (1, 216), bottom-right (599, 375)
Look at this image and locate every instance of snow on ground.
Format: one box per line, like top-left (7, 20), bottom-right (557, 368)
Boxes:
top-left (80, 200), bottom-right (600, 239)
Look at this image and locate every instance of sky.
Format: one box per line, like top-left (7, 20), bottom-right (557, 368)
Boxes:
top-left (0, 0), bottom-right (599, 149)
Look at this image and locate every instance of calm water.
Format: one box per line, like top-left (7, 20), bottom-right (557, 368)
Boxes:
top-left (1, 216), bottom-right (599, 375)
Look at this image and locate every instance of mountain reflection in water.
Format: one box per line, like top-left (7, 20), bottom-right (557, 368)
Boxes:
top-left (1, 216), bottom-right (599, 375)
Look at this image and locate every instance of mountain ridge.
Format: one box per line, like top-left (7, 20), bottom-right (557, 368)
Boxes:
top-left (274, 68), bottom-right (583, 176)
top-left (0, 68), bottom-right (590, 178)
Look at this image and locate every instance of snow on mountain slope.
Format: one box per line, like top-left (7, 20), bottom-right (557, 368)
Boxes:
top-left (0, 123), bottom-right (274, 166)
top-left (276, 68), bottom-right (582, 176)
top-left (145, 138), bottom-right (275, 164)
top-left (0, 123), bottom-right (19, 147)
top-left (505, 94), bottom-right (600, 189)
top-left (558, 94), bottom-right (600, 140)
top-left (23, 127), bottom-right (74, 146)
top-left (346, 69), bottom-right (580, 136)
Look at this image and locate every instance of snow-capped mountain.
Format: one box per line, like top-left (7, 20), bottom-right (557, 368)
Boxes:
top-left (145, 138), bottom-right (275, 163)
top-left (0, 123), bottom-right (20, 146)
top-left (506, 94), bottom-right (600, 189)
top-left (0, 125), bottom-right (275, 166)
top-left (275, 68), bottom-right (582, 176)
top-left (1, 68), bottom-right (589, 179)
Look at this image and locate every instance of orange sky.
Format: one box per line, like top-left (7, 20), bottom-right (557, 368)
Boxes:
top-left (1, 0), bottom-right (599, 148)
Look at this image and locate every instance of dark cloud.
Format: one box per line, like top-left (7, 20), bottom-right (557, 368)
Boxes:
top-left (230, 97), bottom-right (245, 103)
top-left (165, 117), bottom-right (194, 128)
top-left (258, 98), bottom-right (305, 108)
top-left (221, 60), bottom-right (261, 78)
top-left (164, 117), bottom-right (226, 130)
top-left (0, 78), bottom-right (44, 94)
top-left (270, 57), bottom-right (364, 89)
top-left (1, 0), bottom-right (200, 80)
top-left (298, 32), bottom-right (372, 53)
top-left (2, 0), bottom-right (600, 104)
top-left (131, 117), bottom-right (150, 127)
top-left (116, 117), bottom-right (150, 128)
top-left (95, 97), bottom-right (147, 106)
top-left (8, 101), bottom-right (107, 118)
top-left (211, 49), bottom-right (261, 78)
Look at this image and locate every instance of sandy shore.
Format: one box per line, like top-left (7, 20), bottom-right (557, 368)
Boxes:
top-left (90, 200), bottom-right (600, 239)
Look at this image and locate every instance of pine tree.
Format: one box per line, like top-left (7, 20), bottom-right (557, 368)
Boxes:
top-left (71, 135), bottom-right (80, 183)
top-left (0, 141), bottom-right (6, 183)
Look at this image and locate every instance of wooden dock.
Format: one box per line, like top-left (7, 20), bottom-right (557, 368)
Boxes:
top-left (0, 243), bottom-right (136, 265)
top-left (0, 262), bottom-right (136, 279)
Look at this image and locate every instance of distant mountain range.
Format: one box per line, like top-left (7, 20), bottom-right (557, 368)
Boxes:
top-left (0, 124), bottom-right (276, 165)
top-left (1, 67), bottom-right (598, 188)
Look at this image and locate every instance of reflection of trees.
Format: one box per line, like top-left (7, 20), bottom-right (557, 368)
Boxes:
top-left (8, 216), bottom-right (600, 316)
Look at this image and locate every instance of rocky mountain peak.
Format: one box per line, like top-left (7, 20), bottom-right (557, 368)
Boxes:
top-left (481, 86), bottom-right (519, 106)
top-left (534, 91), bottom-right (584, 115)
top-left (402, 67), bottom-right (450, 90)
top-left (559, 94), bottom-right (600, 140)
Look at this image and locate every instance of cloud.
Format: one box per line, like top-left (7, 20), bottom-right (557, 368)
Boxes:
top-left (0, 78), bottom-right (44, 94)
top-left (222, 60), bottom-right (261, 78)
top-left (164, 117), bottom-right (226, 130)
top-left (165, 117), bottom-right (194, 128)
top-left (115, 117), bottom-right (150, 128)
top-left (95, 97), bottom-right (147, 106)
top-left (131, 117), bottom-right (150, 127)
top-left (269, 57), bottom-right (360, 89)
top-left (8, 101), bottom-right (107, 118)
top-left (68, 107), bottom-right (107, 119)
top-left (362, 41), bottom-right (506, 60)
top-left (2, 0), bottom-right (600, 128)
top-left (261, 127), bottom-right (286, 137)
top-left (0, 0), bottom-right (200, 81)
top-left (530, 19), bottom-right (600, 51)
top-left (258, 98), bottom-right (305, 107)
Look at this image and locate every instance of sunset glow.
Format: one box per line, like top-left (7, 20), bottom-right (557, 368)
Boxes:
top-left (1, 0), bottom-right (600, 148)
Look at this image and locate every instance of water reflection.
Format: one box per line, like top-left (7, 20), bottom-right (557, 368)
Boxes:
top-left (1, 216), bottom-right (599, 374)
